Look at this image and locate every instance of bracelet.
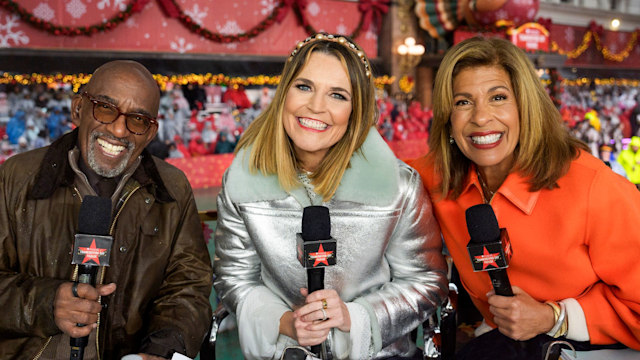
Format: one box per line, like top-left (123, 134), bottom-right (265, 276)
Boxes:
top-left (557, 302), bottom-right (568, 337)
top-left (545, 301), bottom-right (567, 338)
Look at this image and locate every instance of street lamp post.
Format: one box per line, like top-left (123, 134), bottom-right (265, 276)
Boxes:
top-left (396, 36), bottom-right (425, 102)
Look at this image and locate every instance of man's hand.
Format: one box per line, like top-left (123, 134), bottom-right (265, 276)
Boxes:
top-left (53, 282), bottom-right (116, 338)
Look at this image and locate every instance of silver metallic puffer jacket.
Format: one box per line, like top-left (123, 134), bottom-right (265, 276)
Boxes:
top-left (214, 131), bottom-right (448, 359)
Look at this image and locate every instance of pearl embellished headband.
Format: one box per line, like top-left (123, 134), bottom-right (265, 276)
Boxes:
top-left (288, 33), bottom-right (372, 79)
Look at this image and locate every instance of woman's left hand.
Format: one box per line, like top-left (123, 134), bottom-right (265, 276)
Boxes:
top-left (294, 288), bottom-right (351, 333)
top-left (487, 286), bottom-right (556, 341)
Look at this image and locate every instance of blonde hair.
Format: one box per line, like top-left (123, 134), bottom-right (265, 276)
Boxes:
top-left (429, 37), bottom-right (588, 199)
top-left (236, 34), bottom-right (377, 201)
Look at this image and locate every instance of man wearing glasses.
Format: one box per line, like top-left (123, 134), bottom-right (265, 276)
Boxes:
top-left (0, 61), bottom-right (212, 359)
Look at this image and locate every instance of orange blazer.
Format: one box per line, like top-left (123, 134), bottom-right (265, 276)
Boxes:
top-left (410, 150), bottom-right (640, 349)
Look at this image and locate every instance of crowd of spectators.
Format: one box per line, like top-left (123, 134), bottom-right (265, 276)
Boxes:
top-left (2, 80), bottom-right (639, 176)
top-left (0, 82), bottom-right (433, 164)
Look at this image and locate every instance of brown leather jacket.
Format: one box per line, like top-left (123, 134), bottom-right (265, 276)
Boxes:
top-left (0, 130), bottom-right (213, 359)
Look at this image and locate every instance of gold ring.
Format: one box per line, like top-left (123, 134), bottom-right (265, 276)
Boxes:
top-left (321, 298), bottom-right (328, 309)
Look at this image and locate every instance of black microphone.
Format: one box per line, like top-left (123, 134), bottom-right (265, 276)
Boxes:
top-left (465, 204), bottom-right (514, 297)
top-left (297, 206), bottom-right (336, 358)
top-left (70, 196), bottom-right (113, 360)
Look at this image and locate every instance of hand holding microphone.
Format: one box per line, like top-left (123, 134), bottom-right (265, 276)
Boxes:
top-left (465, 204), bottom-right (513, 296)
top-left (294, 206), bottom-right (339, 358)
top-left (53, 282), bottom-right (116, 338)
top-left (465, 204), bottom-right (554, 340)
top-left (53, 196), bottom-right (115, 359)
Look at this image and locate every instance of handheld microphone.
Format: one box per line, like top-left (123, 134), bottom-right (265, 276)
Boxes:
top-left (297, 206), bottom-right (336, 358)
top-left (465, 204), bottom-right (514, 297)
top-left (70, 196), bottom-right (113, 360)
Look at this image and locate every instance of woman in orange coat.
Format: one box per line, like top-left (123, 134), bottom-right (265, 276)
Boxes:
top-left (410, 37), bottom-right (640, 359)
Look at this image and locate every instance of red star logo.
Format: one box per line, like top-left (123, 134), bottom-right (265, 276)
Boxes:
top-left (474, 247), bottom-right (500, 269)
top-left (78, 239), bottom-right (108, 265)
top-left (309, 244), bottom-right (334, 267)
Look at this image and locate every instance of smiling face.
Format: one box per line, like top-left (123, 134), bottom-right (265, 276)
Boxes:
top-left (450, 65), bottom-right (520, 177)
top-left (282, 52), bottom-right (353, 171)
top-left (72, 62), bottom-right (159, 178)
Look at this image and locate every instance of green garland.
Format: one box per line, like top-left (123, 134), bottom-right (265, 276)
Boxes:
top-left (0, 0), bottom-right (372, 41)
top-left (0, 0), bottom-right (141, 36)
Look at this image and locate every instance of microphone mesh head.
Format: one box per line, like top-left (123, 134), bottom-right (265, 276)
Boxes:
top-left (465, 204), bottom-right (500, 244)
top-left (302, 206), bottom-right (330, 241)
top-left (78, 195), bottom-right (112, 235)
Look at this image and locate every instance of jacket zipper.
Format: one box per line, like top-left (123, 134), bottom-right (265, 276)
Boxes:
top-left (33, 184), bottom-right (142, 360)
top-left (95, 184), bottom-right (142, 360)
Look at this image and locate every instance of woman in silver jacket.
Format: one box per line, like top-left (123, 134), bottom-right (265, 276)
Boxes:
top-left (213, 33), bottom-right (448, 359)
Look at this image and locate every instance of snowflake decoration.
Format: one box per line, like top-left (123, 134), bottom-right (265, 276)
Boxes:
top-left (170, 37), bottom-right (194, 53)
top-left (494, 9), bottom-right (508, 21)
top-left (336, 23), bottom-right (347, 35)
top-left (364, 28), bottom-right (377, 41)
top-left (217, 21), bottom-right (244, 49)
top-left (66, 0), bottom-right (87, 19)
top-left (97, 0), bottom-right (127, 11)
top-left (564, 27), bottom-right (575, 43)
top-left (33, 3), bottom-right (55, 22)
top-left (97, 0), bottom-right (110, 10)
top-left (260, 0), bottom-right (278, 15)
top-left (184, 4), bottom-right (208, 26)
top-left (125, 17), bottom-right (138, 28)
top-left (0, 14), bottom-right (29, 48)
top-left (307, 2), bottom-right (320, 17)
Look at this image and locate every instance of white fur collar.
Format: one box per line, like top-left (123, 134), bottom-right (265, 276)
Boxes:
top-left (225, 129), bottom-right (400, 206)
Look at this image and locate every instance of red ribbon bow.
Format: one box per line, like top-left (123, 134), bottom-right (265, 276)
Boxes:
top-left (358, 0), bottom-right (390, 32)
top-left (276, 0), bottom-right (309, 25)
top-left (537, 17), bottom-right (552, 32)
top-left (588, 20), bottom-right (603, 35)
top-left (131, 0), bottom-right (151, 13)
top-left (156, 0), bottom-right (180, 18)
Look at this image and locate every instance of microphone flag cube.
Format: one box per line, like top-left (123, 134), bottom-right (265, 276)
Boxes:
top-left (72, 234), bottom-right (113, 266)
top-left (467, 228), bottom-right (512, 272)
top-left (296, 234), bottom-right (337, 269)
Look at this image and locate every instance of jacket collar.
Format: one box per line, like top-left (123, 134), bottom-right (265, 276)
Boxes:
top-left (28, 128), bottom-right (174, 203)
top-left (227, 129), bottom-right (400, 206)
top-left (459, 165), bottom-right (539, 215)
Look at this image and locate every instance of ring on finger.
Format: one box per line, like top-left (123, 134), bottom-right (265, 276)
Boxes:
top-left (321, 308), bottom-right (328, 321)
top-left (321, 298), bottom-right (328, 309)
top-left (71, 282), bottom-right (79, 298)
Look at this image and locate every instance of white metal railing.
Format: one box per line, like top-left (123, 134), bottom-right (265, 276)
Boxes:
top-left (539, 0), bottom-right (637, 13)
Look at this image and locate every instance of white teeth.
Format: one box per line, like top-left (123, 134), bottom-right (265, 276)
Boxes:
top-left (298, 117), bottom-right (328, 130)
top-left (472, 133), bottom-right (502, 144)
top-left (97, 138), bottom-right (125, 156)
